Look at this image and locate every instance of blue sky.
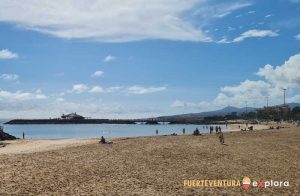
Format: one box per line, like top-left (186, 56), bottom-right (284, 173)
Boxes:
top-left (0, 0), bottom-right (299, 118)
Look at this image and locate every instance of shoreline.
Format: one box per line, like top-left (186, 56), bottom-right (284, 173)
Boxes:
top-left (0, 122), bottom-right (295, 155)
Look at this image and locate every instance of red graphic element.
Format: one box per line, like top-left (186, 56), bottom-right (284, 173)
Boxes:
top-left (258, 180), bottom-right (264, 188)
top-left (242, 177), bottom-right (251, 190)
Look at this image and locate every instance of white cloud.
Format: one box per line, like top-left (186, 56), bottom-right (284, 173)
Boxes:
top-left (214, 80), bottom-right (271, 107)
top-left (217, 37), bottom-right (231, 44)
top-left (0, 0), bottom-right (213, 42)
top-left (265, 14), bottom-right (274, 18)
top-left (127, 86), bottom-right (166, 94)
top-left (89, 86), bottom-right (104, 93)
top-left (71, 84), bottom-right (89, 94)
top-left (0, 74), bottom-right (19, 81)
top-left (69, 84), bottom-right (166, 95)
top-left (0, 89), bottom-right (47, 101)
top-left (171, 54), bottom-right (300, 110)
top-left (171, 100), bottom-right (211, 109)
top-left (193, 1), bottom-right (251, 19)
top-left (290, 0), bottom-right (300, 3)
top-left (0, 49), bottom-right (18, 59)
top-left (248, 10), bottom-right (256, 14)
top-left (257, 53), bottom-right (300, 88)
top-left (233, 29), bottom-right (279, 42)
top-left (103, 55), bottom-right (116, 62)
top-left (105, 86), bottom-right (123, 93)
top-left (92, 70), bottom-right (104, 77)
top-left (69, 84), bottom-right (123, 94)
top-left (295, 34), bottom-right (300, 40)
top-left (56, 97), bottom-right (64, 102)
top-left (213, 54), bottom-right (300, 107)
top-left (35, 89), bottom-right (42, 94)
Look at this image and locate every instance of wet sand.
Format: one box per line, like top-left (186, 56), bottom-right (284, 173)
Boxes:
top-left (0, 126), bottom-right (299, 195)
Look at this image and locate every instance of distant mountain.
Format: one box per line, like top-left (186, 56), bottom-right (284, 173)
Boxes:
top-left (287, 102), bottom-right (300, 109)
top-left (158, 106), bottom-right (256, 120)
top-left (158, 102), bottom-right (300, 120)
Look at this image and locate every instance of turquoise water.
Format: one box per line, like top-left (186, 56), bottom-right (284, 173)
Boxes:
top-left (1, 120), bottom-right (227, 139)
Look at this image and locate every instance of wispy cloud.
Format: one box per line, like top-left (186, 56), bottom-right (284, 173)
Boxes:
top-left (92, 70), bottom-right (104, 77)
top-left (103, 55), bottom-right (116, 62)
top-left (0, 0), bottom-right (212, 42)
top-left (265, 14), bottom-right (274, 18)
top-left (193, 1), bottom-right (252, 19)
top-left (89, 86), bottom-right (104, 93)
top-left (0, 89), bottom-right (47, 101)
top-left (0, 1), bottom-right (254, 43)
top-left (69, 84), bottom-right (166, 95)
top-left (127, 86), bottom-right (166, 94)
top-left (233, 29), bottom-right (279, 42)
top-left (0, 74), bottom-right (19, 81)
top-left (171, 100), bottom-right (211, 109)
top-left (217, 30), bottom-right (279, 44)
top-left (71, 84), bottom-right (89, 94)
top-left (70, 84), bottom-right (115, 94)
top-left (295, 34), bottom-right (300, 40)
top-left (0, 49), bottom-right (18, 59)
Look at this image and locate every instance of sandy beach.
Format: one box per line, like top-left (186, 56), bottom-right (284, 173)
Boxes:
top-left (228, 123), bottom-right (270, 132)
top-left (0, 139), bottom-right (95, 155)
top-left (0, 126), bottom-right (299, 195)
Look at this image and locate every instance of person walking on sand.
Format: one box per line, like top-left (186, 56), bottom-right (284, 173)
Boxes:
top-left (218, 131), bottom-right (224, 144)
top-left (156, 129), bottom-right (158, 135)
top-left (182, 128), bottom-right (185, 135)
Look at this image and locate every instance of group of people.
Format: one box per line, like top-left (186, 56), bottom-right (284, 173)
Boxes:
top-left (208, 126), bottom-right (222, 134)
top-left (155, 126), bottom-right (225, 144)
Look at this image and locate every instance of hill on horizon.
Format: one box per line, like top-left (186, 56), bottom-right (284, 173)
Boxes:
top-left (158, 102), bottom-right (300, 120)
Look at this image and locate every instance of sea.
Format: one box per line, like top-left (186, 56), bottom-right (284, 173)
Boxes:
top-left (0, 119), bottom-right (228, 139)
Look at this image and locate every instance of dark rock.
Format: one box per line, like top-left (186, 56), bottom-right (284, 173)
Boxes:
top-left (0, 127), bottom-right (17, 140)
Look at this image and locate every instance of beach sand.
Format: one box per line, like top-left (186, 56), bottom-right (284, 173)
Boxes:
top-left (0, 127), bottom-right (299, 195)
top-left (0, 139), bottom-right (95, 155)
top-left (228, 123), bottom-right (270, 132)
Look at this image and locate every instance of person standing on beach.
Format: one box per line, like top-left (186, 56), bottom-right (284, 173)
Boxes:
top-left (156, 129), bottom-right (158, 135)
top-left (218, 131), bottom-right (224, 144)
top-left (182, 128), bottom-right (185, 135)
top-left (22, 132), bottom-right (25, 139)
